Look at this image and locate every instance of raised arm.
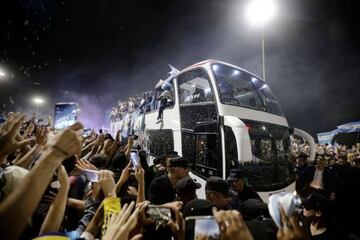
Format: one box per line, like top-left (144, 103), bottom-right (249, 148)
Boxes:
top-left (0, 121), bottom-right (83, 239)
top-left (134, 165), bottom-right (145, 204)
top-left (39, 165), bottom-right (70, 234)
top-left (12, 144), bottom-right (41, 169)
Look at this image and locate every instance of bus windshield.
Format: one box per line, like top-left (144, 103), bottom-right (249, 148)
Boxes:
top-left (212, 64), bottom-right (284, 116)
top-left (235, 120), bottom-right (295, 191)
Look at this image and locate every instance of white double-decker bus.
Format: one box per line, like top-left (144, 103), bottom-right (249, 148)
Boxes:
top-left (111, 59), bottom-right (314, 201)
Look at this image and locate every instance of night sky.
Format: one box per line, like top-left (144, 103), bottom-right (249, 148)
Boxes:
top-left (1, 0), bottom-right (360, 136)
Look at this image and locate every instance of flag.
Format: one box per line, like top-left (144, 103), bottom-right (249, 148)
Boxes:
top-left (336, 121), bottom-right (360, 133)
top-left (317, 129), bottom-right (339, 145)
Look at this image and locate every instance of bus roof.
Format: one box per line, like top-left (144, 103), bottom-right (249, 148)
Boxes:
top-left (180, 59), bottom-right (264, 82)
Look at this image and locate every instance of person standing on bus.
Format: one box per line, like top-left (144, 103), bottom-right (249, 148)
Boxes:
top-left (155, 89), bottom-right (174, 124)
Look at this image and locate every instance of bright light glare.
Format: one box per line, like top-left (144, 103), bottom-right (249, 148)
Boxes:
top-left (245, 0), bottom-right (276, 25)
top-left (232, 70), bottom-right (240, 76)
top-left (212, 65), bottom-right (219, 71)
top-left (0, 71), bottom-right (5, 77)
top-left (33, 97), bottom-right (44, 105)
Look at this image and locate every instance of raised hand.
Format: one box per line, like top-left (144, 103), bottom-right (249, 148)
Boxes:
top-left (98, 170), bottom-right (116, 198)
top-left (167, 208), bottom-right (185, 240)
top-left (76, 158), bottom-right (98, 171)
top-left (127, 186), bottom-right (138, 196)
top-left (35, 125), bottom-right (48, 145)
top-left (277, 206), bottom-right (307, 240)
top-left (115, 130), bottom-right (121, 142)
top-left (0, 113), bottom-right (34, 157)
top-left (103, 202), bottom-right (142, 240)
top-left (46, 122), bottom-right (83, 160)
top-left (214, 209), bottom-right (254, 240)
top-left (101, 139), bottom-right (113, 155)
top-left (134, 165), bottom-right (144, 184)
top-left (138, 201), bottom-right (156, 226)
top-left (23, 122), bottom-right (35, 138)
top-left (162, 201), bottom-right (183, 212)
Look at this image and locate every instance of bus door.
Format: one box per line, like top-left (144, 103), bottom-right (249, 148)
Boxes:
top-left (176, 68), bottom-right (222, 179)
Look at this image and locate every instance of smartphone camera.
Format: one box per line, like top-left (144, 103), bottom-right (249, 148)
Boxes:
top-left (268, 192), bottom-right (302, 228)
top-left (83, 169), bottom-right (99, 182)
top-left (83, 128), bottom-right (91, 138)
top-left (146, 205), bottom-right (171, 221)
top-left (54, 102), bottom-right (79, 131)
top-left (185, 216), bottom-right (220, 240)
top-left (130, 149), bottom-right (139, 169)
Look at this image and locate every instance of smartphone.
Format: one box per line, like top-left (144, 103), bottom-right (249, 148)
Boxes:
top-left (146, 205), bottom-right (171, 221)
top-left (185, 216), bottom-right (220, 240)
top-left (130, 149), bottom-right (139, 169)
top-left (83, 128), bottom-right (92, 138)
top-left (83, 169), bottom-right (99, 182)
top-left (54, 102), bottom-right (79, 131)
top-left (268, 192), bottom-right (302, 229)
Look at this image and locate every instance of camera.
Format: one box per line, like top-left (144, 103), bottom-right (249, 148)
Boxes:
top-left (268, 192), bottom-right (302, 228)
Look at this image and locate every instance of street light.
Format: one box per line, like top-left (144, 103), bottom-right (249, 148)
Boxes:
top-left (33, 97), bottom-right (44, 105)
top-left (0, 68), bottom-right (7, 81)
top-left (33, 96), bottom-right (45, 118)
top-left (245, 0), bottom-right (276, 82)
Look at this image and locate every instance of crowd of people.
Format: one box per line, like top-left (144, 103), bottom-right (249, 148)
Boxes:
top-left (1, 111), bottom-right (360, 240)
top-left (110, 78), bottom-right (175, 127)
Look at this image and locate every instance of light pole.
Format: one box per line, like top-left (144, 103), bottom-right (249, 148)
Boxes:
top-left (33, 97), bottom-right (44, 118)
top-left (245, 0), bottom-right (276, 82)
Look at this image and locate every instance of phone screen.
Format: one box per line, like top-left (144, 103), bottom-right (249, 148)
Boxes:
top-left (130, 150), bottom-right (139, 169)
top-left (185, 216), bottom-right (220, 240)
top-left (83, 169), bottom-right (99, 182)
top-left (54, 102), bottom-right (79, 131)
top-left (83, 128), bottom-right (91, 138)
top-left (146, 206), bottom-right (171, 221)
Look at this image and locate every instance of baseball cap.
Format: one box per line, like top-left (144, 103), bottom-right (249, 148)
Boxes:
top-left (168, 156), bottom-right (190, 169)
top-left (227, 169), bottom-right (244, 182)
top-left (183, 199), bottom-right (214, 218)
top-left (206, 176), bottom-right (237, 198)
top-left (303, 192), bottom-right (330, 211)
top-left (175, 175), bottom-right (201, 194)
